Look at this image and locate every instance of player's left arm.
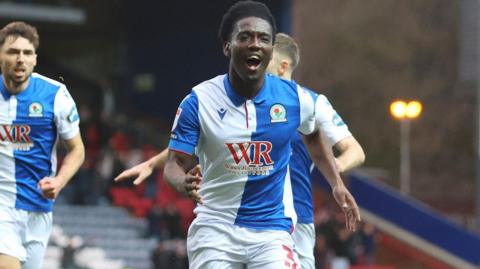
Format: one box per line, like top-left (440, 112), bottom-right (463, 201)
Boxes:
top-left (114, 148), bottom-right (169, 185)
top-left (302, 130), bottom-right (361, 231)
top-left (39, 133), bottom-right (85, 199)
top-left (314, 94), bottom-right (365, 173)
top-left (334, 136), bottom-right (365, 173)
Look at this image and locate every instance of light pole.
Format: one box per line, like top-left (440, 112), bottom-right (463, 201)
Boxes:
top-left (390, 100), bottom-right (423, 195)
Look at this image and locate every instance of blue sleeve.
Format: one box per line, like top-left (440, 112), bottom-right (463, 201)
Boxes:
top-left (168, 91), bottom-right (200, 155)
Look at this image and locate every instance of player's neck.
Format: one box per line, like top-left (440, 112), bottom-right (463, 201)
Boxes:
top-left (229, 70), bottom-right (264, 99)
top-left (279, 72), bottom-right (293, 81)
top-left (3, 76), bottom-right (30, 95)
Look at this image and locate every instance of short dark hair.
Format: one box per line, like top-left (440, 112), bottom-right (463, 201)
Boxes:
top-left (218, 0), bottom-right (277, 44)
top-left (275, 33), bottom-right (300, 69)
top-left (0, 21), bottom-right (39, 50)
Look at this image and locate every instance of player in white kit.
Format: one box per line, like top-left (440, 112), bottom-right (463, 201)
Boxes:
top-left (163, 1), bottom-right (357, 268)
top-left (0, 22), bottom-right (84, 269)
top-left (267, 33), bottom-right (364, 269)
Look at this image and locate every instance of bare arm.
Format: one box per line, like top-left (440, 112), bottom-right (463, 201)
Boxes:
top-left (114, 148), bottom-right (169, 185)
top-left (39, 133), bottom-right (85, 199)
top-left (164, 150), bottom-right (203, 204)
top-left (302, 130), bottom-right (361, 231)
top-left (334, 136), bottom-right (365, 173)
top-left (303, 130), bottom-right (343, 190)
top-left (150, 148), bottom-right (169, 169)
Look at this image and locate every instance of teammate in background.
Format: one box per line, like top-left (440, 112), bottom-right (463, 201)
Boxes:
top-left (267, 32), bottom-right (365, 269)
top-left (163, 1), bottom-right (359, 268)
top-left (0, 22), bottom-right (84, 269)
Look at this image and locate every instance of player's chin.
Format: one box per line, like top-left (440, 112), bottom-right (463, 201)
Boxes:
top-left (244, 71), bottom-right (264, 81)
top-left (13, 76), bottom-right (28, 85)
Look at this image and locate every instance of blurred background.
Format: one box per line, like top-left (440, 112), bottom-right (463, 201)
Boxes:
top-left (1, 0), bottom-right (479, 268)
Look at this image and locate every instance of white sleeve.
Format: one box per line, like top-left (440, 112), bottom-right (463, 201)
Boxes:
top-left (315, 94), bottom-right (352, 146)
top-left (54, 86), bottom-right (80, 140)
top-left (297, 85), bottom-right (317, 135)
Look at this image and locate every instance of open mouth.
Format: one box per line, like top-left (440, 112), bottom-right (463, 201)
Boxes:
top-left (246, 55), bottom-right (262, 71)
top-left (14, 67), bottom-right (25, 74)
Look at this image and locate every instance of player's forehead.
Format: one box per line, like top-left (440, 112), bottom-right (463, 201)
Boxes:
top-left (2, 35), bottom-right (35, 51)
top-left (232, 16), bottom-right (273, 37)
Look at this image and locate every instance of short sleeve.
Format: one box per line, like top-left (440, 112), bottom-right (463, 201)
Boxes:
top-left (54, 86), bottom-right (80, 140)
top-left (315, 94), bottom-right (352, 146)
top-left (168, 91), bottom-right (200, 155)
top-left (297, 85), bottom-right (317, 135)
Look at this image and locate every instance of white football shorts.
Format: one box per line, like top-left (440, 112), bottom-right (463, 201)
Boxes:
top-left (291, 223), bottom-right (315, 269)
top-left (0, 205), bottom-right (52, 269)
top-left (187, 218), bottom-right (302, 269)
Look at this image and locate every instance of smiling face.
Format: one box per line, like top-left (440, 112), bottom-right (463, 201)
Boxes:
top-left (224, 16), bottom-right (273, 86)
top-left (0, 35), bottom-right (37, 93)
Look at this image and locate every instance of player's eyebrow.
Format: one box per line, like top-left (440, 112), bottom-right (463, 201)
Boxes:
top-left (6, 48), bottom-right (35, 54)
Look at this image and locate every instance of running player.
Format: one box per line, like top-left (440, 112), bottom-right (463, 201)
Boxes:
top-left (0, 22), bottom-right (84, 269)
top-left (163, 1), bottom-right (356, 268)
top-left (267, 32), bottom-right (364, 269)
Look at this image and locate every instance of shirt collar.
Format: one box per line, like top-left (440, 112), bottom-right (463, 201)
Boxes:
top-left (0, 74), bottom-right (34, 99)
top-left (0, 76), bottom-right (10, 99)
top-left (223, 74), bottom-right (269, 106)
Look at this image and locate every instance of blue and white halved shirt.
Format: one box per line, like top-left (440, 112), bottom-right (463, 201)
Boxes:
top-left (0, 73), bottom-right (80, 212)
top-left (168, 74), bottom-right (316, 232)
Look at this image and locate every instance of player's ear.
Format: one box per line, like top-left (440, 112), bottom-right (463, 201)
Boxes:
top-left (279, 60), bottom-right (289, 76)
top-left (223, 42), bottom-right (231, 57)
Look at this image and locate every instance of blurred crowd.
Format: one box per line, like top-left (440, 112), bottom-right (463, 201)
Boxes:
top-left (313, 198), bottom-right (378, 269)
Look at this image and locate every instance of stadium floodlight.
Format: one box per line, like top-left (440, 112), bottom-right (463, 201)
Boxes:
top-left (0, 2), bottom-right (86, 25)
top-left (389, 100), bottom-right (423, 195)
top-left (390, 100), bottom-right (422, 120)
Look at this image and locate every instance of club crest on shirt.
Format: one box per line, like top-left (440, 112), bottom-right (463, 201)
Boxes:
top-left (28, 102), bottom-right (43, 117)
top-left (270, 104), bottom-right (287, 123)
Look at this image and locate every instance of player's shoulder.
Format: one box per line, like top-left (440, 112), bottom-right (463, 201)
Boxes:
top-left (315, 93), bottom-right (334, 108)
top-left (177, 74), bottom-right (227, 107)
top-left (295, 83), bottom-right (319, 97)
top-left (31, 73), bottom-right (66, 93)
top-left (316, 93), bottom-right (328, 102)
top-left (267, 73), bottom-right (297, 92)
top-left (192, 74), bottom-right (226, 94)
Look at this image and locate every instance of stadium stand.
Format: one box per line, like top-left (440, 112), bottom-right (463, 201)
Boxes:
top-left (50, 205), bottom-right (157, 269)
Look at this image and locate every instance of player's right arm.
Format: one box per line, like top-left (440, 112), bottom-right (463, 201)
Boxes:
top-left (164, 91), bottom-right (203, 204)
top-left (164, 152), bottom-right (202, 204)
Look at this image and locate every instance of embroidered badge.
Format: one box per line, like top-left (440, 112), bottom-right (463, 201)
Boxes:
top-left (270, 104), bottom-right (287, 123)
top-left (67, 107), bottom-right (79, 122)
top-left (28, 102), bottom-right (43, 117)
